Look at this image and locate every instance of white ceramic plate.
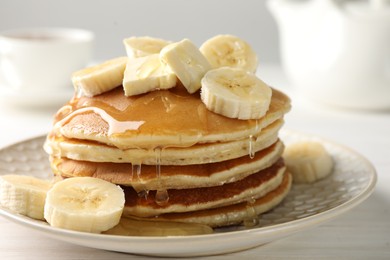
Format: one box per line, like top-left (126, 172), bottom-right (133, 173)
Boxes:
top-left (0, 130), bottom-right (377, 257)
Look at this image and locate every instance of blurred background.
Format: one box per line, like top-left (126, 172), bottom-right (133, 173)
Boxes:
top-left (2, 0), bottom-right (389, 110)
top-left (0, 0), bottom-right (280, 63)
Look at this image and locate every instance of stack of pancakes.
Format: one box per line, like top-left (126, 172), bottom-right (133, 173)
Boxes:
top-left (44, 82), bottom-right (291, 228)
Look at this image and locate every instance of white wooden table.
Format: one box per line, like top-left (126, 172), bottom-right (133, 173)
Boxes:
top-left (0, 65), bottom-right (389, 259)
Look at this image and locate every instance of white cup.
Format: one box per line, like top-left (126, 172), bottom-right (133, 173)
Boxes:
top-left (0, 28), bottom-right (94, 96)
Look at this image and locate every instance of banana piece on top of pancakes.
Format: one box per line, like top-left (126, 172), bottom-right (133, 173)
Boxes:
top-left (44, 35), bottom-right (292, 230)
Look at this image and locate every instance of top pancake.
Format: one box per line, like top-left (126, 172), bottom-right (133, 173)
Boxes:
top-left (50, 84), bottom-right (290, 149)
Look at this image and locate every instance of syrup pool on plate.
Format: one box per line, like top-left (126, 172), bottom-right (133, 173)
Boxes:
top-left (103, 217), bottom-right (213, 236)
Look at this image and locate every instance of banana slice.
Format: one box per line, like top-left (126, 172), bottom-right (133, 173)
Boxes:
top-left (283, 141), bottom-right (334, 183)
top-left (44, 177), bottom-right (125, 233)
top-left (0, 175), bottom-right (52, 220)
top-left (72, 57), bottom-right (128, 97)
top-left (160, 39), bottom-right (212, 94)
top-left (200, 34), bottom-right (258, 73)
top-left (123, 36), bottom-right (171, 58)
top-left (200, 67), bottom-right (272, 120)
top-left (122, 54), bottom-right (177, 96)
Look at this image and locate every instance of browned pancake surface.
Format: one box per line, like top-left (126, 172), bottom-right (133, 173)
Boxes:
top-left (152, 172), bottom-right (292, 227)
top-left (123, 159), bottom-right (284, 209)
top-left (51, 85), bottom-right (290, 149)
top-left (53, 141), bottom-right (281, 180)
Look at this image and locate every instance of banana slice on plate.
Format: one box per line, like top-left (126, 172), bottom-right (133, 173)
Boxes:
top-left (160, 39), bottom-right (212, 94)
top-left (44, 177), bottom-right (125, 233)
top-left (72, 57), bottom-right (128, 97)
top-left (0, 175), bottom-right (52, 220)
top-left (283, 141), bottom-right (334, 183)
top-left (200, 67), bottom-right (272, 120)
top-left (123, 54), bottom-right (177, 96)
top-left (200, 34), bottom-right (258, 73)
top-left (123, 36), bottom-right (171, 58)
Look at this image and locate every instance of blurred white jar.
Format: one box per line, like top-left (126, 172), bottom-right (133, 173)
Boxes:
top-left (268, 0), bottom-right (390, 110)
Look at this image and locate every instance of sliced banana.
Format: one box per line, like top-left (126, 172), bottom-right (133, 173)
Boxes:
top-left (72, 57), bottom-right (128, 97)
top-left (122, 54), bottom-right (177, 96)
top-left (123, 36), bottom-right (171, 58)
top-left (200, 67), bottom-right (272, 120)
top-left (283, 141), bottom-right (334, 183)
top-left (200, 34), bottom-right (258, 73)
top-left (44, 177), bottom-right (125, 233)
top-left (160, 39), bottom-right (212, 94)
top-left (0, 175), bottom-right (52, 220)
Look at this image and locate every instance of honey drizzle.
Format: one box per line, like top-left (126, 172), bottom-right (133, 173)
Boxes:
top-left (131, 163), bottom-right (142, 181)
top-left (55, 87), bottom-right (264, 147)
top-left (137, 189), bottom-right (149, 199)
top-left (243, 197), bottom-right (259, 227)
top-left (248, 119), bottom-right (260, 159)
top-left (54, 107), bottom-right (145, 135)
top-left (248, 135), bottom-right (255, 159)
top-left (154, 147), bottom-right (169, 206)
top-left (103, 217), bottom-right (213, 236)
top-left (243, 188), bottom-right (259, 227)
top-left (131, 160), bottom-right (149, 199)
top-left (55, 105), bottom-right (73, 121)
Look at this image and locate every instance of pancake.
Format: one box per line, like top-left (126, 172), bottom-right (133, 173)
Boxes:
top-left (50, 140), bottom-right (284, 190)
top-left (45, 118), bottom-right (283, 165)
top-left (44, 51), bottom-right (292, 230)
top-left (49, 85), bottom-right (290, 149)
top-left (121, 159), bottom-right (286, 217)
top-left (152, 171), bottom-right (292, 228)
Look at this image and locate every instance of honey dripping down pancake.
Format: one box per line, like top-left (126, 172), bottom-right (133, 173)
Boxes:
top-left (47, 85), bottom-right (290, 150)
top-left (153, 172), bottom-right (292, 228)
top-left (121, 159), bottom-right (286, 217)
top-left (50, 141), bottom-right (284, 190)
top-left (45, 118), bottom-right (284, 165)
top-left (41, 35), bottom-right (293, 234)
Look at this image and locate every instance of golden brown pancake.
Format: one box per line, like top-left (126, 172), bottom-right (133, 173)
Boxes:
top-left (45, 79), bottom-right (292, 229)
top-left (152, 172), bottom-right (292, 228)
top-left (50, 141), bottom-right (284, 190)
top-left (45, 119), bottom-right (283, 165)
top-left (49, 85), bottom-right (290, 149)
top-left (121, 159), bottom-right (286, 217)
